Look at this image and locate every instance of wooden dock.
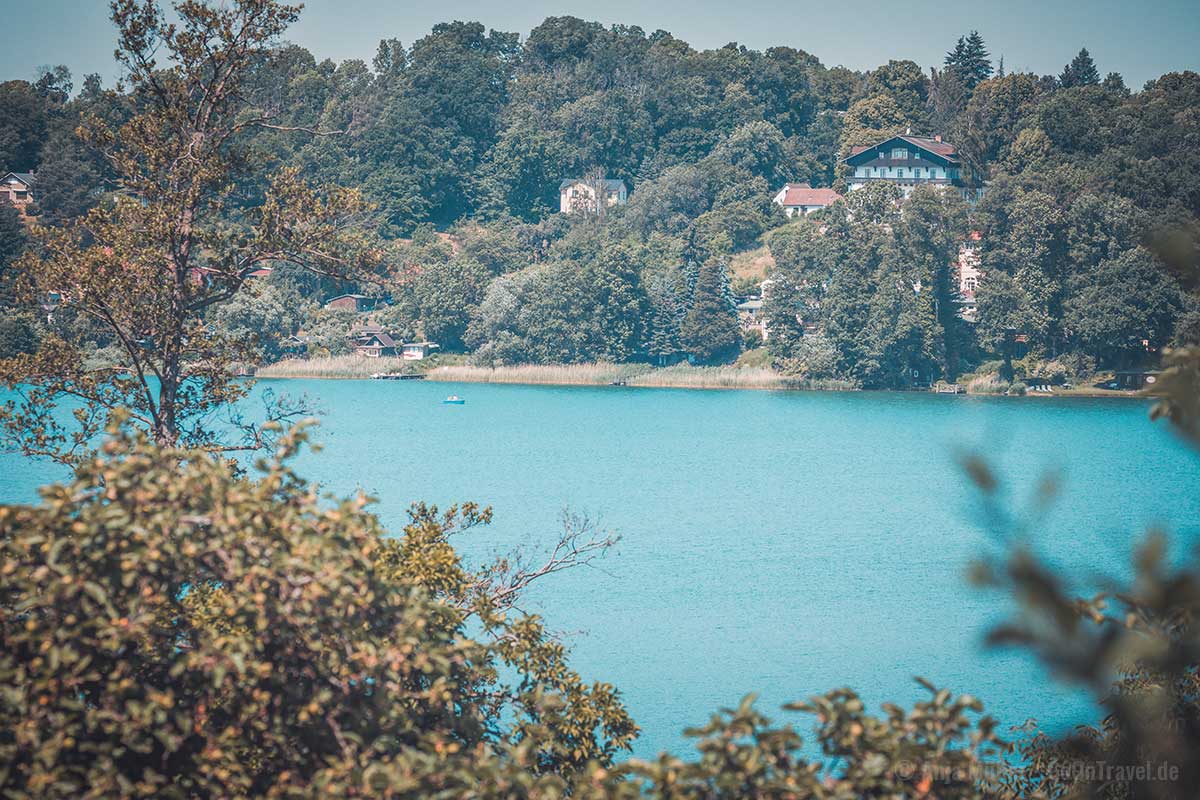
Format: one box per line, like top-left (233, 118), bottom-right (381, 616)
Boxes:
top-left (371, 372), bottom-right (425, 381)
top-left (933, 383), bottom-right (965, 394)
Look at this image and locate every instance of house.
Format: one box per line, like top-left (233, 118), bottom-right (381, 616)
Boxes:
top-left (1, 172), bottom-right (35, 217)
top-left (842, 134), bottom-right (984, 201)
top-left (954, 231), bottom-right (984, 322)
top-left (559, 178), bottom-right (627, 214)
top-left (324, 294), bottom-right (379, 312)
top-left (349, 325), bottom-right (398, 357)
top-left (736, 298), bottom-right (769, 341)
top-left (400, 341), bottom-right (440, 360)
top-left (772, 183), bottom-right (843, 217)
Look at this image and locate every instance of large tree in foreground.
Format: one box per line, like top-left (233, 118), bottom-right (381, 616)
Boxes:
top-left (0, 0), bottom-right (379, 464)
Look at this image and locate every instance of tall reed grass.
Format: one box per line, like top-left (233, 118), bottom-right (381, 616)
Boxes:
top-left (255, 356), bottom-right (414, 379)
top-left (426, 363), bottom-right (648, 386)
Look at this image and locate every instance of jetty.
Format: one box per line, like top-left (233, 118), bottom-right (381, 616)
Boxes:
top-left (933, 383), bottom-right (965, 394)
top-left (371, 372), bottom-right (425, 381)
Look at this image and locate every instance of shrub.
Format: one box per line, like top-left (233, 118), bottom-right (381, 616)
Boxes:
top-left (0, 422), bottom-right (634, 797)
top-left (1007, 381), bottom-right (1028, 396)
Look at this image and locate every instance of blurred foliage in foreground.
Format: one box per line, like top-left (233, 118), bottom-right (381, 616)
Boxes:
top-left (2, 349), bottom-right (1200, 797)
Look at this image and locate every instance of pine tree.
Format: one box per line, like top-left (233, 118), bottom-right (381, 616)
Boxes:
top-left (646, 275), bottom-right (684, 365)
top-left (680, 259), bottom-right (741, 364)
top-left (1060, 47), bottom-right (1101, 88)
top-left (944, 30), bottom-right (993, 91)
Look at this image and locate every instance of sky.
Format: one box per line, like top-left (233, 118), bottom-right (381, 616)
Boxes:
top-left (3, 0), bottom-right (1198, 91)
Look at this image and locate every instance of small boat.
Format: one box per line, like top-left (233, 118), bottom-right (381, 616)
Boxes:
top-left (443, 395), bottom-right (465, 405)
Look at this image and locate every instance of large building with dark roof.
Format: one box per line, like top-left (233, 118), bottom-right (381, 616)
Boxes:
top-left (842, 135), bottom-right (982, 201)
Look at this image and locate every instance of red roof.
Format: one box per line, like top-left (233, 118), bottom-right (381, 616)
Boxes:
top-left (778, 183), bottom-right (843, 207)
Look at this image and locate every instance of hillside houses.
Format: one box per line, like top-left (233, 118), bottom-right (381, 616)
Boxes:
top-left (842, 134), bottom-right (984, 201)
top-left (772, 183), bottom-right (843, 217)
top-left (954, 231), bottom-right (984, 322)
top-left (559, 178), bottom-right (627, 214)
top-left (1, 172), bottom-right (35, 219)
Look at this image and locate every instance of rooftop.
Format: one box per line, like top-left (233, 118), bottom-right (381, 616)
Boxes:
top-left (778, 183), bottom-right (843, 207)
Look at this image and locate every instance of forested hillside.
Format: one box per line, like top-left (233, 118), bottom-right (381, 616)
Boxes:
top-left (2, 19), bottom-right (1198, 387)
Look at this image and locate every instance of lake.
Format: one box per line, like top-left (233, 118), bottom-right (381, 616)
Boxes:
top-left (3, 379), bottom-right (1198, 759)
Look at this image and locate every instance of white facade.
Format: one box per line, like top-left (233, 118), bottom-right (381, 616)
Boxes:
top-left (559, 179), bottom-right (628, 214)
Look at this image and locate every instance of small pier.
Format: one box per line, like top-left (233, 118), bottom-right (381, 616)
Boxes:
top-left (371, 372), bottom-right (425, 381)
top-left (933, 383), bottom-right (965, 394)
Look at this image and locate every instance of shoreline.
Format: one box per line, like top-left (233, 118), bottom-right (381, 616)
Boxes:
top-left (252, 358), bottom-right (1147, 399)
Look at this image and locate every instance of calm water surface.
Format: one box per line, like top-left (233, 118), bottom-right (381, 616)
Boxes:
top-left (3, 380), bottom-right (1198, 758)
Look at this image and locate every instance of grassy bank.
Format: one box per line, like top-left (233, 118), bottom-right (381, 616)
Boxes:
top-left (253, 357), bottom-right (1141, 399)
top-left (425, 363), bottom-right (649, 386)
top-left (255, 355), bottom-right (416, 379)
top-left (425, 363), bottom-right (858, 391)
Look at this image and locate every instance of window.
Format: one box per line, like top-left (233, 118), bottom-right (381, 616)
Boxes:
top-left (964, 276), bottom-right (978, 291)
top-left (892, 147), bottom-right (908, 159)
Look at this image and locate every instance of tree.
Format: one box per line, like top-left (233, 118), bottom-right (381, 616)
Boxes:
top-left (0, 422), bottom-right (635, 797)
top-left (1063, 247), bottom-right (1183, 367)
top-left (895, 186), bottom-right (969, 380)
top-left (680, 258), bottom-right (740, 363)
top-left (0, 201), bottom-right (27, 302)
top-left (413, 257), bottom-right (494, 350)
top-left (645, 272), bottom-right (685, 365)
top-left (207, 280), bottom-right (311, 362)
top-left (944, 31), bottom-right (993, 92)
top-left (863, 59), bottom-right (929, 124)
top-left (839, 94), bottom-right (908, 157)
top-left (0, 80), bottom-right (50, 170)
top-left (0, 0), bottom-right (378, 465)
top-left (1059, 47), bottom-right (1100, 88)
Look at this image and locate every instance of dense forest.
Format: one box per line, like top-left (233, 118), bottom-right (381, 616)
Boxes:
top-left (2, 18), bottom-right (1199, 387)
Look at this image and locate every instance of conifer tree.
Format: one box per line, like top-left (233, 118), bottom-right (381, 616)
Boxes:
top-left (646, 274), bottom-right (684, 365)
top-left (680, 259), bottom-right (741, 364)
top-left (1060, 47), bottom-right (1101, 88)
top-left (944, 30), bottom-right (993, 91)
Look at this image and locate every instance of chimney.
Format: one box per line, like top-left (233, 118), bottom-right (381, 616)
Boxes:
top-left (905, 126), bottom-right (912, 135)
top-left (935, 134), bottom-right (942, 143)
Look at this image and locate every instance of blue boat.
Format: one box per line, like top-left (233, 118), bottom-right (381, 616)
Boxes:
top-left (443, 395), bottom-right (465, 405)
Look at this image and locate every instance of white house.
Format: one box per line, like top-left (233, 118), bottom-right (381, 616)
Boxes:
top-left (954, 231), bottom-right (984, 322)
top-left (559, 178), bottom-right (627, 214)
top-left (401, 342), bottom-right (439, 360)
top-left (772, 183), bottom-right (843, 217)
top-left (842, 134), bottom-right (983, 201)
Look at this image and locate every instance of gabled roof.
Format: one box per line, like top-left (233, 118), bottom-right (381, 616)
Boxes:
top-left (777, 183), bottom-right (843, 207)
top-left (357, 332), bottom-right (396, 348)
top-left (843, 135), bottom-right (960, 165)
top-left (560, 178), bottom-right (626, 191)
top-left (2, 172), bottom-right (34, 187)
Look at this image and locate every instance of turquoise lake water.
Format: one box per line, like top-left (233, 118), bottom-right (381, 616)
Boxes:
top-left (2, 380), bottom-right (1198, 759)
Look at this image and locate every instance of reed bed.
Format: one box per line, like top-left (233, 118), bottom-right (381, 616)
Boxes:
top-left (255, 355), bottom-right (413, 379)
top-left (626, 365), bottom-right (787, 390)
top-left (963, 372), bottom-right (1008, 395)
top-left (426, 363), bottom-right (648, 386)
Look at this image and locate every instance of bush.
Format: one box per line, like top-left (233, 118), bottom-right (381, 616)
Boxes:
top-left (1007, 381), bottom-right (1028, 396)
top-left (0, 423), bottom-right (635, 797)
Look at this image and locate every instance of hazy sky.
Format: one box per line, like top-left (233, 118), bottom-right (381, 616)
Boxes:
top-left (4, 0), bottom-right (1198, 90)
